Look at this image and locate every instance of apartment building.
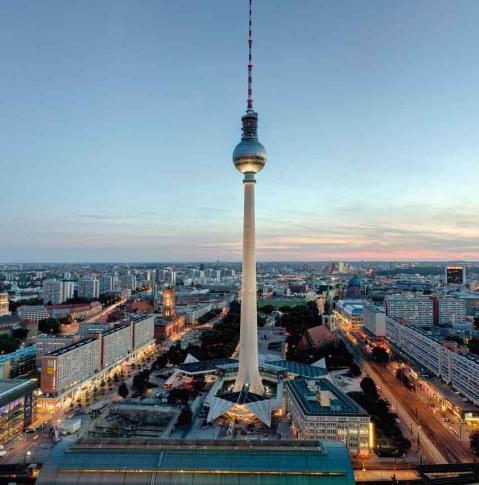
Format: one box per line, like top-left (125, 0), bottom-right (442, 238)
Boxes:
top-left (40, 338), bottom-right (100, 397)
top-left (386, 316), bottom-right (479, 407)
top-left (384, 295), bottom-right (433, 326)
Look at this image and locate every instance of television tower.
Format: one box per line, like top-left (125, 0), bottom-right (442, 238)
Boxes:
top-left (232, 0), bottom-right (267, 395)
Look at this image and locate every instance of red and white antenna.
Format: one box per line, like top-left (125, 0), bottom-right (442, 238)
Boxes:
top-left (247, 0), bottom-right (254, 111)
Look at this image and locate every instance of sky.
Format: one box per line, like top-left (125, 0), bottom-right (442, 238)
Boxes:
top-left (1, 0), bottom-right (478, 263)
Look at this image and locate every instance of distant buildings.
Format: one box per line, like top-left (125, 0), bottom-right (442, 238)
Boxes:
top-left (43, 279), bottom-right (65, 304)
top-left (384, 295), bottom-right (433, 326)
top-left (446, 265), bottom-right (466, 285)
top-left (119, 274), bottom-right (137, 291)
top-left (46, 301), bottom-right (102, 321)
top-left (99, 275), bottom-right (113, 294)
top-left (77, 277), bottom-right (99, 299)
top-left (286, 378), bottom-right (371, 456)
top-left (0, 292), bottom-right (10, 316)
top-left (0, 378), bottom-right (38, 445)
top-left (17, 305), bottom-right (50, 323)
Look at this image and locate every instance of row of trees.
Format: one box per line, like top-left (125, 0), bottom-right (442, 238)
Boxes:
top-left (350, 377), bottom-right (411, 456)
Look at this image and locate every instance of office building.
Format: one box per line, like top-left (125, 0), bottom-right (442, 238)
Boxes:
top-left (286, 378), bottom-right (371, 456)
top-left (446, 266), bottom-right (466, 285)
top-left (0, 379), bottom-right (38, 445)
top-left (384, 295), bottom-right (433, 326)
top-left (363, 305), bottom-right (386, 338)
top-left (77, 277), bottom-right (99, 300)
top-left (0, 292), bottom-right (10, 316)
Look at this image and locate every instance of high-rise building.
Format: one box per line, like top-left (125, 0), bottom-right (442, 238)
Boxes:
top-left (119, 274), bottom-right (137, 291)
top-left (99, 275), bottom-right (113, 294)
top-left (43, 279), bottom-right (65, 305)
top-left (432, 296), bottom-right (466, 325)
top-left (384, 295), bottom-right (433, 326)
top-left (62, 281), bottom-right (75, 301)
top-left (77, 277), bottom-right (99, 300)
top-left (446, 266), bottom-right (466, 285)
top-left (0, 292), bottom-right (10, 316)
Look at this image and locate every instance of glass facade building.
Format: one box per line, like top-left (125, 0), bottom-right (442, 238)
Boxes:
top-left (0, 379), bottom-right (38, 445)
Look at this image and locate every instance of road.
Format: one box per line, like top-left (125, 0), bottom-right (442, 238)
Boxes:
top-left (339, 325), bottom-right (474, 464)
top-left (84, 299), bottom-right (126, 323)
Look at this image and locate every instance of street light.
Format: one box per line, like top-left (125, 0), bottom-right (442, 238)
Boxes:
top-left (24, 450), bottom-right (31, 465)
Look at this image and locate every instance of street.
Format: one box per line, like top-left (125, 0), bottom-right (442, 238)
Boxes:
top-left (338, 323), bottom-right (474, 464)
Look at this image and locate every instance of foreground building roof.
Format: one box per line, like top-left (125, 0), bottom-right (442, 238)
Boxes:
top-left (37, 438), bottom-right (355, 485)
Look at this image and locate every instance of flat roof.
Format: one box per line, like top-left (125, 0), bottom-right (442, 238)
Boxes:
top-left (287, 378), bottom-right (369, 417)
top-left (46, 338), bottom-right (96, 357)
top-left (0, 378), bottom-right (37, 406)
top-left (37, 438), bottom-right (355, 485)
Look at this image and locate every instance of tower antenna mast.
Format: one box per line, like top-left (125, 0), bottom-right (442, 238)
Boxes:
top-left (247, 0), bottom-right (254, 111)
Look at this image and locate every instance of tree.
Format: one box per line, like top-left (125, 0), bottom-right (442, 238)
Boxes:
top-left (153, 354), bottom-right (168, 370)
top-left (468, 337), bottom-right (479, 356)
top-left (118, 382), bottom-right (129, 399)
top-left (260, 305), bottom-right (275, 315)
top-left (360, 377), bottom-right (379, 400)
top-left (38, 318), bottom-right (61, 335)
top-left (0, 334), bottom-right (21, 354)
top-left (372, 346), bottom-right (389, 364)
top-left (349, 363), bottom-right (361, 377)
top-left (177, 405), bottom-right (193, 426)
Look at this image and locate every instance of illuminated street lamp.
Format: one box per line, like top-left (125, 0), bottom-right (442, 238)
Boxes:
top-left (24, 450), bottom-right (31, 465)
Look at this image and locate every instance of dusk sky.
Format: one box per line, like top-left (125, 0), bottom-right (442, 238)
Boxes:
top-left (1, 0), bottom-right (478, 262)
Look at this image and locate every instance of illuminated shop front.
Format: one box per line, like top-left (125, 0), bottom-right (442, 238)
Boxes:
top-left (0, 378), bottom-right (38, 445)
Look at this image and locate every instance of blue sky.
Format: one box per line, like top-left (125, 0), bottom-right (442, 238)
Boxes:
top-left (1, 0), bottom-right (478, 262)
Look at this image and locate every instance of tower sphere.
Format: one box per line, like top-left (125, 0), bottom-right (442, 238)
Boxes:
top-left (233, 110), bottom-right (267, 174)
top-left (233, 138), bottom-right (267, 174)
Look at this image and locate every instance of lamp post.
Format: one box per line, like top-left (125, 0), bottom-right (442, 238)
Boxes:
top-left (24, 450), bottom-right (31, 465)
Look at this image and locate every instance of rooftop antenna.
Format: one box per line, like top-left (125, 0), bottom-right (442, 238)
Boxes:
top-left (247, 0), bottom-right (254, 111)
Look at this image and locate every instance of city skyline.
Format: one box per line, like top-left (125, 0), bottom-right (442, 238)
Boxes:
top-left (1, 0), bottom-right (479, 262)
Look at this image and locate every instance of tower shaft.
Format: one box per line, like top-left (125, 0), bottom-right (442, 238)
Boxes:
top-left (233, 173), bottom-right (264, 394)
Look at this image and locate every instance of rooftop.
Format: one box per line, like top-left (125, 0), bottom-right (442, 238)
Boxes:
top-left (45, 338), bottom-right (97, 357)
top-left (37, 438), bottom-right (355, 485)
top-left (0, 378), bottom-right (37, 406)
top-left (287, 378), bottom-right (369, 417)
